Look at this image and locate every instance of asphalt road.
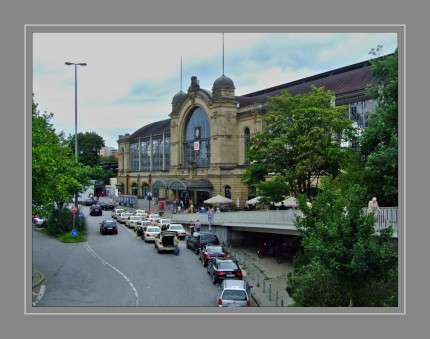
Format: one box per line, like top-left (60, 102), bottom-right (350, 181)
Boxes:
top-left (32, 206), bottom-right (220, 308)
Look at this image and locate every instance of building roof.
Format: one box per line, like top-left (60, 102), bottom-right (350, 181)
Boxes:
top-left (129, 118), bottom-right (170, 141)
top-left (236, 59), bottom-right (377, 107)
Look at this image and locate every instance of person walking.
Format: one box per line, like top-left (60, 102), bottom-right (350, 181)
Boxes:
top-left (195, 219), bottom-right (202, 232)
top-left (173, 234), bottom-right (180, 255)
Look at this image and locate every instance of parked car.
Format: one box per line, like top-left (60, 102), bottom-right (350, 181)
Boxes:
top-left (32, 216), bottom-right (47, 227)
top-left (134, 210), bottom-right (149, 220)
top-left (207, 258), bottom-right (243, 285)
top-left (166, 223), bottom-right (187, 239)
top-left (217, 279), bottom-right (252, 307)
top-left (125, 215), bottom-right (142, 229)
top-left (100, 220), bottom-right (118, 235)
top-left (118, 212), bottom-right (133, 224)
top-left (135, 220), bottom-right (153, 237)
top-left (111, 208), bottom-right (125, 220)
top-left (99, 201), bottom-right (115, 210)
top-left (89, 204), bottom-right (103, 216)
top-left (142, 226), bottom-right (161, 242)
top-left (154, 231), bottom-right (177, 253)
top-left (83, 198), bottom-right (96, 206)
top-left (154, 218), bottom-right (172, 230)
top-left (147, 214), bottom-right (161, 225)
top-left (199, 245), bottom-right (227, 267)
top-left (186, 232), bottom-right (220, 254)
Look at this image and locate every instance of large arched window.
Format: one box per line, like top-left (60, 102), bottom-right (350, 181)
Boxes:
top-left (183, 107), bottom-right (210, 167)
top-left (244, 127), bottom-right (250, 164)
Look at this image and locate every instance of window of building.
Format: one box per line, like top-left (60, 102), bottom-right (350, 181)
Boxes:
top-left (244, 127), bottom-right (250, 164)
top-left (224, 185), bottom-right (231, 199)
top-left (247, 186), bottom-right (257, 200)
top-left (130, 143), bottom-right (139, 171)
top-left (183, 107), bottom-right (210, 168)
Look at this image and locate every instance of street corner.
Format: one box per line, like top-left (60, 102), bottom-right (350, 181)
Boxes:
top-left (32, 270), bottom-right (45, 288)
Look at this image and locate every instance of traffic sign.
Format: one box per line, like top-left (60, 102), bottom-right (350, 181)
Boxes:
top-left (71, 229), bottom-right (78, 237)
top-left (71, 206), bottom-right (78, 213)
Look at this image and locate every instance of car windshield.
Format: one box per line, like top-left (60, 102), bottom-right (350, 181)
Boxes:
top-left (207, 246), bottom-right (223, 253)
top-left (201, 234), bottom-right (218, 241)
top-left (147, 227), bottom-right (160, 232)
top-left (222, 290), bottom-right (247, 301)
top-left (121, 213), bottom-right (132, 217)
top-left (130, 216), bottom-right (141, 220)
top-left (218, 262), bottom-right (238, 270)
top-left (103, 221), bottom-right (116, 226)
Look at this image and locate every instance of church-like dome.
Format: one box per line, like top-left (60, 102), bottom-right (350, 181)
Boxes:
top-left (212, 75), bottom-right (235, 91)
top-left (171, 91), bottom-right (186, 106)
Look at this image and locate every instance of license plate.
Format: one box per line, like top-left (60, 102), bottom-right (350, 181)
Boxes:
top-left (226, 274), bottom-right (234, 277)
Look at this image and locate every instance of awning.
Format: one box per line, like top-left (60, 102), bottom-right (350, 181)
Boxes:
top-left (151, 179), bottom-right (213, 193)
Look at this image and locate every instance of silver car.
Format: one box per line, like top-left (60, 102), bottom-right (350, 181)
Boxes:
top-left (217, 279), bottom-right (252, 307)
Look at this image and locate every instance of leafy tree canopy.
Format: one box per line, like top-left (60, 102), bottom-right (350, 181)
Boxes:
top-left (32, 96), bottom-right (96, 217)
top-left (360, 47), bottom-right (398, 206)
top-left (68, 131), bottom-right (105, 167)
top-left (289, 178), bottom-right (398, 306)
top-left (243, 85), bottom-right (357, 198)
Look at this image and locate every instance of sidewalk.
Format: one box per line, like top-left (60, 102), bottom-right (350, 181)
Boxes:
top-left (228, 245), bottom-right (294, 307)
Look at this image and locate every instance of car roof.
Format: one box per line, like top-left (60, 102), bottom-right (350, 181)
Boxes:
top-left (222, 279), bottom-right (247, 289)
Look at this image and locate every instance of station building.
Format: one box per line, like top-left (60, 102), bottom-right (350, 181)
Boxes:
top-left (117, 58), bottom-right (378, 208)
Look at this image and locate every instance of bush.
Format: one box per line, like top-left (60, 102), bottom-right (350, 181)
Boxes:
top-left (46, 208), bottom-right (87, 237)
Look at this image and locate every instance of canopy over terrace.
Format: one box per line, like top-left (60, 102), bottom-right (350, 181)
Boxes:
top-left (151, 179), bottom-right (213, 205)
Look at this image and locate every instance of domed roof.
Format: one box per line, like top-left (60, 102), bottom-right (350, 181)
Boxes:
top-left (212, 75), bottom-right (235, 90)
top-left (171, 91), bottom-right (186, 105)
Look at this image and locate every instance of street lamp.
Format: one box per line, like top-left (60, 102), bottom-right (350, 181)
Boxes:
top-left (147, 192), bottom-right (153, 213)
top-left (65, 62), bottom-right (87, 209)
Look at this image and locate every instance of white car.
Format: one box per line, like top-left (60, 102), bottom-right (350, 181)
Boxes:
top-left (136, 221), bottom-right (153, 237)
top-left (147, 214), bottom-right (161, 225)
top-left (142, 226), bottom-right (161, 242)
top-left (118, 212), bottom-right (133, 224)
top-left (154, 231), bottom-right (177, 253)
top-left (125, 215), bottom-right (142, 229)
top-left (32, 217), bottom-right (47, 227)
top-left (166, 223), bottom-right (187, 239)
top-left (134, 210), bottom-right (149, 220)
top-left (111, 208), bottom-right (125, 220)
top-left (154, 218), bottom-right (172, 230)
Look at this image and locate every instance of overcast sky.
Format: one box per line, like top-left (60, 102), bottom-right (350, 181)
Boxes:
top-left (32, 31), bottom-right (397, 148)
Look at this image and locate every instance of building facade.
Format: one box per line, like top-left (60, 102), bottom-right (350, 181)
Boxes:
top-left (117, 59), bottom-right (378, 208)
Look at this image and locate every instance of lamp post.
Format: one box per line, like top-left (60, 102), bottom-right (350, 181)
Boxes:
top-left (147, 192), bottom-right (152, 214)
top-left (65, 62), bottom-right (87, 209)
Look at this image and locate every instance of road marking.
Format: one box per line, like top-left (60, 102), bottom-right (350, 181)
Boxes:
top-left (85, 242), bottom-right (139, 307)
top-left (32, 285), bottom-right (45, 306)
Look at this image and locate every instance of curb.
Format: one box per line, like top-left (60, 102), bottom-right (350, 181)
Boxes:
top-left (32, 270), bottom-right (45, 288)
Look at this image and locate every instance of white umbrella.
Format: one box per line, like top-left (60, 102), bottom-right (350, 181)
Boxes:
top-left (204, 194), bottom-right (233, 204)
top-left (275, 197), bottom-right (297, 207)
top-left (246, 196), bottom-right (261, 205)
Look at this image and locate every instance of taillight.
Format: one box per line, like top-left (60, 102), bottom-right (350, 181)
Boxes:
top-left (198, 243), bottom-right (202, 248)
top-left (218, 298), bottom-right (222, 306)
top-left (215, 271), bottom-right (226, 276)
top-left (205, 253), bottom-right (211, 258)
top-left (246, 300), bottom-right (251, 307)
top-left (235, 271), bottom-right (242, 277)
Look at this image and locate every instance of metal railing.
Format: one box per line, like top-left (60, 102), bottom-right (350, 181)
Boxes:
top-left (171, 207), bottom-right (398, 237)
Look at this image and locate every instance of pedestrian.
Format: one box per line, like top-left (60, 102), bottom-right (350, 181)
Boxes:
top-left (368, 197), bottom-right (380, 213)
top-left (173, 234), bottom-right (180, 255)
top-left (278, 202), bottom-right (287, 210)
top-left (195, 219), bottom-right (202, 232)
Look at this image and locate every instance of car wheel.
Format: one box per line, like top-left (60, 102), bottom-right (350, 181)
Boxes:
top-left (202, 259), bottom-right (206, 267)
top-left (212, 274), bottom-right (218, 285)
top-left (207, 266), bottom-right (210, 274)
top-left (186, 242), bottom-right (190, 249)
top-left (195, 247), bottom-right (199, 255)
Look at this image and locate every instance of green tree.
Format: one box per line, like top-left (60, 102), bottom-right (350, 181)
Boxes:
top-left (243, 85), bottom-right (357, 199)
top-left (288, 178), bottom-right (398, 307)
top-left (68, 131), bottom-right (105, 167)
top-left (361, 47), bottom-right (398, 206)
top-left (32, 96), bottom-right (94, 218)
